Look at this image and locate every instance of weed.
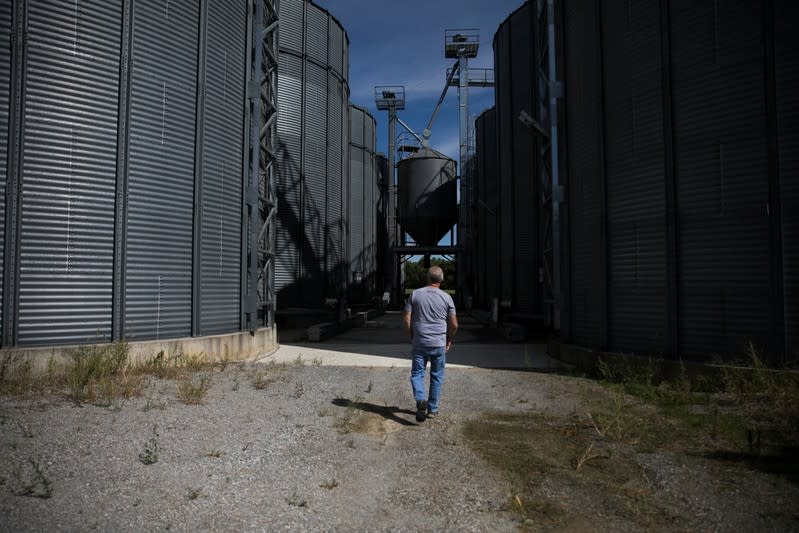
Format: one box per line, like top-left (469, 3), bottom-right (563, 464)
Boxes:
top-left (138, 425), bottom-right (159, 465)
top-left (65, 340), bottom-right (145, 405)
top-left (312, 357), bottom-right (322, 366)
top-left (176, 375), bottom-right (211, 405)
top-left (142, 395), bottom-right (167, 412)
top-left (0, 354), bottom-right (34, 396)
top-left (202, 449), bottom-right (223, 458)
top-left (334, 397), bottom-right (361, 434)
top-left (291, 381), bottom-right (304, 399)
top-left (320, 479), bottom-right (339, 490)
top-left (252, 369), bottom-right (269, 390)
top-left (573, 441), bottom-right (597, 471)
top-left (187, 487), bottom-right (201, 500)
top-left (232, 375), bottom-right (240, 391)
top-left (14, 458), bottom-right (53, 499)
top-left (294, 354), bottom-right (304, 366)
top-left (287, 489), bottom-right (308, 507)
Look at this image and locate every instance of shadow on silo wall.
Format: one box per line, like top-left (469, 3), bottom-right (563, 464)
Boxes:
top-left (558, 0), bottom-right (798, 363)
top-left (274, 139), bottom-right (347, 311)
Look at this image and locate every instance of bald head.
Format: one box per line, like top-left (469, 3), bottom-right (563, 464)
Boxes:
top-left (427, 266), bottom-right (444, 285)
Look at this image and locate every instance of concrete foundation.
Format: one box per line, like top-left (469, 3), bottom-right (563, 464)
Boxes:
top-left (0, 327), bottom-right (278, 374)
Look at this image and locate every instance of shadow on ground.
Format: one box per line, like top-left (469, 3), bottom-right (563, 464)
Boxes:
top-left (332, 398), bottom-right (418, 427)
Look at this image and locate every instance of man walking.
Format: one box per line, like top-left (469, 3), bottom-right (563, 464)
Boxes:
top-left (403, 266), bottom-right (458, 422)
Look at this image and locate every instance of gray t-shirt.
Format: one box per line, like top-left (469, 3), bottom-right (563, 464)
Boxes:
top-left (404, 286), bottom-right (456, 348)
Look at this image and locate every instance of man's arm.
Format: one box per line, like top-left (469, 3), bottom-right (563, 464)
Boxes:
top-left (403, 311), bottom-right (413, 339)
top-left (446, 313), bottom-right (458, 351)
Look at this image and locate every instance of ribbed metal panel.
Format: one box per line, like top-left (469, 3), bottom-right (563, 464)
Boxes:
top-left (670, 0), bottom-right (770, 359)
top-left (342, 29), bottom-right (349, 81)
top-left (279, 0), bottom-right (303, 54)
top-left (350, 147), bottom-right (364, 274)
top-left (275, 53), bottom-right (303, 303)
top-left (305, 4), bottom-right (327, 64)
top-left (494, 17), bottom-right (514, 305)
top-left (328, 16), bottom-right (344, 76)
top-left (0, 1), bottom-right (10, 333)
top-left (364, 111), bottom-right (374, 152)
top-left (563, 0), bottom-right (603, 348)
top-left (200, 0), bottom-right (246, 335)
top-left (125, 0), bottom-right (199, 340)
top-left (350, 105), bottom-right (364, 146)
top-left (777, 1), bottom-right (799, 358)
top-left (602, 0), bottom-right (667, 353)
top-left (276, 0), bottom-right (349, 309)
top-left (302, 62), bottom-right (327, 303)
top-left (364, 147), bottom-right (375, 292)
top-left (326, 73), bottom-right (344, 295)
top-left (16, 1), bottom-right (121, 346)
top-left (508, 5), bottom-right (537, 314)
top-left (475, 107), bottom-right (498, 309)
top-left (348, 103), bottom-right (377, 298)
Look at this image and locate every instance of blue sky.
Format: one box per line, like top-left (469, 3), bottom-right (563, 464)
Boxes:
top-left (313, 0), bottom-right (525, 163)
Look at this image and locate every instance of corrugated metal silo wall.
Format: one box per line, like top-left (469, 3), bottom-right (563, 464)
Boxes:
top-left (350, 106), bottom-right (365, 284)
top-left (601, 0), bottom-right (667, 353)
top-left (125, 0), bottom-right (199, 340)
top-left (375, 154), bottom-right (389, 296)
top-left (1, 0), bottom-right (250, 347)
top-left (0, 2), bottom-right (13, 337)
top-left (363, 114), bottom-right (376, 294)
top-left (200, 2), bottom-right (247, 335)
top-left (778, 1), bottom-right (799, 359)
top-left (474, 107), bottom-right (498, 309)
top-left (18, 1), bottom-right (122, 345)
top-left (276, 0), bottom-right (350, 309)
top-left (561, 0), bottom-right (797, 361)
top-left (562, 0), bottom-right (603, 349)
top-left (493, 3), bottom-right (541, 317)
top-left (348, 104), bottom-right (378, 302)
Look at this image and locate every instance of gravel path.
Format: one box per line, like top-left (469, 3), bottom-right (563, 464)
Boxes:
top-left (2, 314), bottom-right (799, 531)
top-left (1, 365), bottom-right (560, 532)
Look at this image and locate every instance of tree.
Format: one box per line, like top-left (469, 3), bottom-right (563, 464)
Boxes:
top-left (403, 257), bottom-right (456, 291)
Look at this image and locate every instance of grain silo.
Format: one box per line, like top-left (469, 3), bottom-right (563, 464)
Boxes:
top-left (0, 0), bottom-right (276, 357)
top-left (396, 148), bottom-right (458, 247)
top-left (349, 104), bottom-right (378, 303)
top-left (473, 107), bottom-right (498, 310)
top-left (276, 0), bottom-right (350, 310)
top-left (375, 153), bottom-right (390, 299)
top-left (493, 2), bottom-right (542, 318)
top-left (558, 0), bottom-right (798, 362)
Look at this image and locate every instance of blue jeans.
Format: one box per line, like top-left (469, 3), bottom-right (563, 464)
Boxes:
top-left (410, 346), bottom-right (446, 413)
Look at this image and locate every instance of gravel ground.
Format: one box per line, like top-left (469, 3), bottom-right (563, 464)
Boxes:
top-left (2, 358), bottom-right (799, 531)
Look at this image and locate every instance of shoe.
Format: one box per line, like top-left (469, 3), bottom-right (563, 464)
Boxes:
top-left (416, 400), bottom-right (428, 422)
top-left (426, 410), bottom-right (438, 420)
